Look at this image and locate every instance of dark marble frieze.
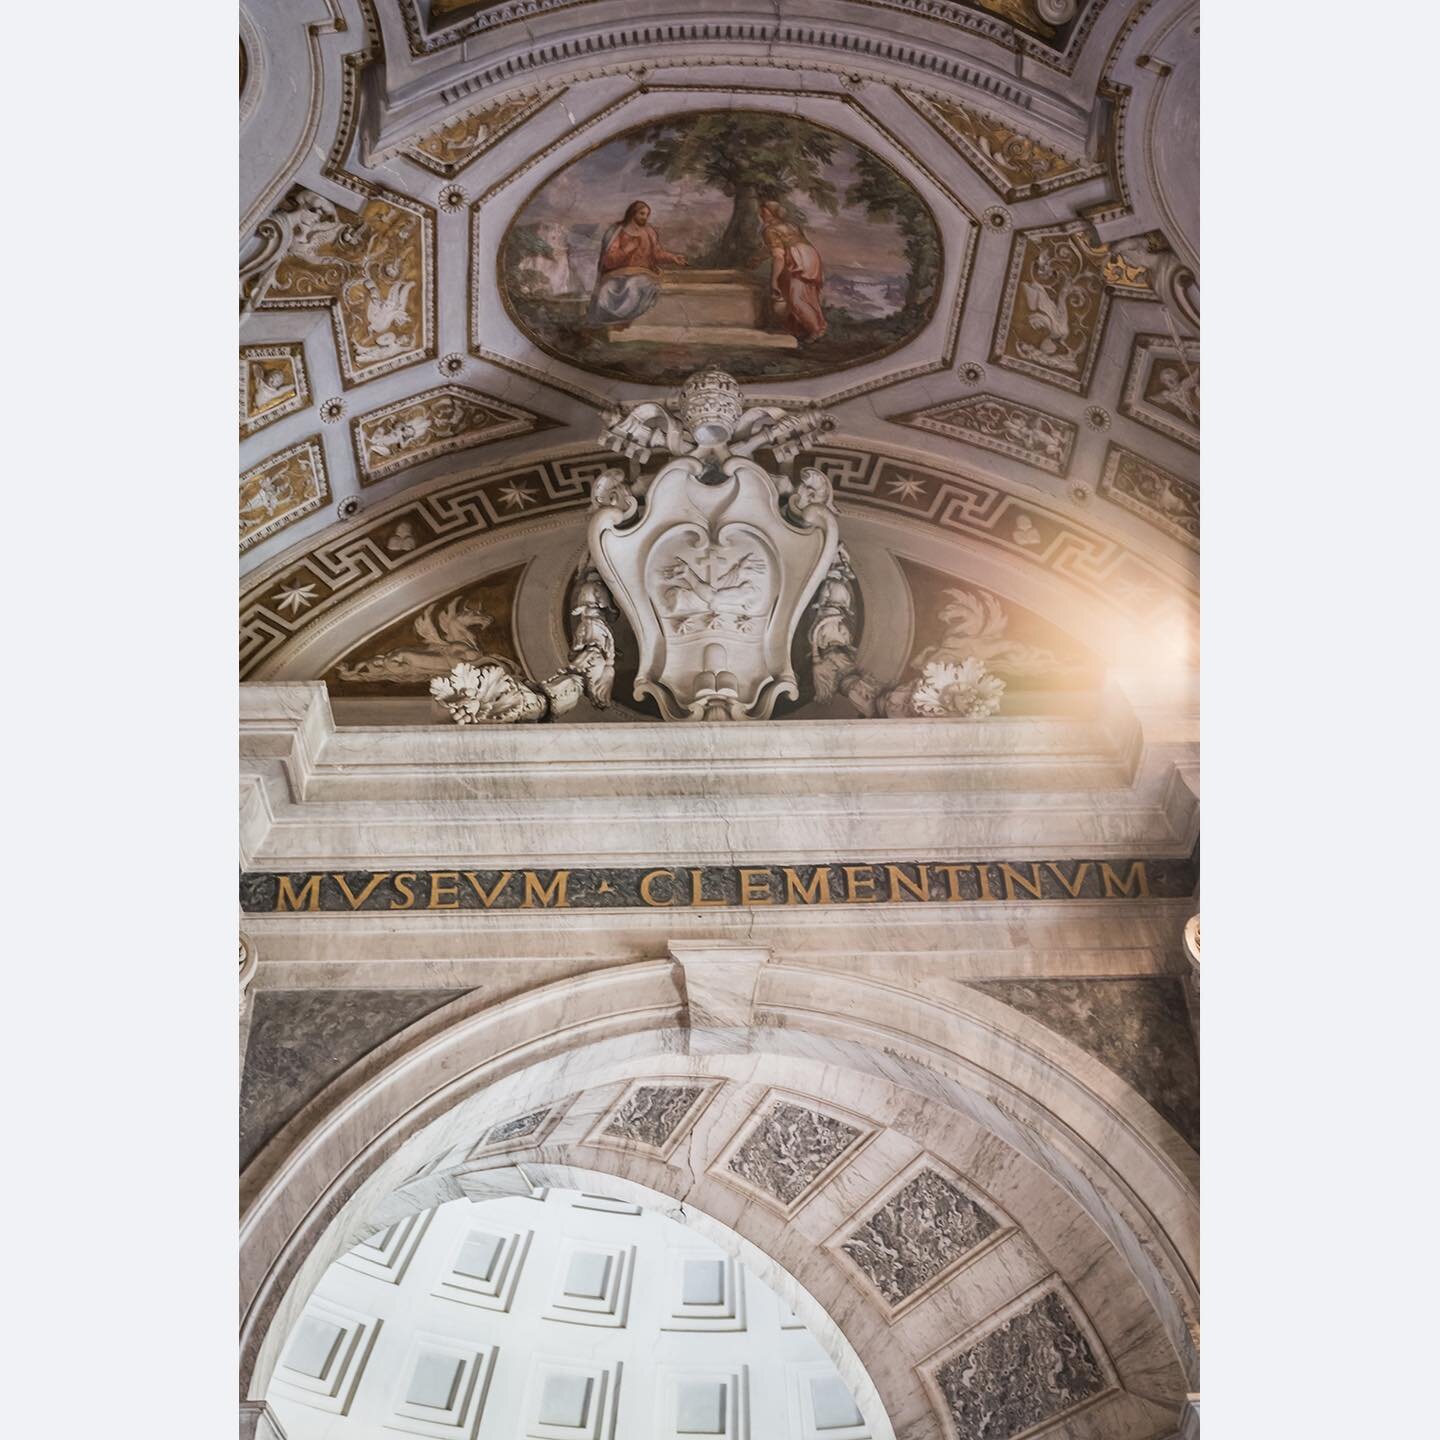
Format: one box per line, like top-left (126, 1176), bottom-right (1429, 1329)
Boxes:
top-left (603, 1084), bottom-right (707, 1150)
top-left (969, 977), bottom-right (1199, 1149)
top-left (240, 853), bottom-right (1199, 915)
top-left (841, 1166), bottom-right (1002, 1307)
top-left (934, 1289), bottom-right (1108, 1439)
top-left (726, 1100), bottom-right (864, 1207)
top-left (240, 988), bottom-right (469, 1168)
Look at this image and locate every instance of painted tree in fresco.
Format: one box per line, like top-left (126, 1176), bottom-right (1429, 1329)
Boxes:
top-left (632, 114), bottom-right (841, 269)
top-left (845, 151), bottom-right (940, 316)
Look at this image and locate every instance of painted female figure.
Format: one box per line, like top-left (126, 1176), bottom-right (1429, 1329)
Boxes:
top-left (758, 201), bottom-right (827, 343)
top-left (585, 201), bottom-right (687, 331)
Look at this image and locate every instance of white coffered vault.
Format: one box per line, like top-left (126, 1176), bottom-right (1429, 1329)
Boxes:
top-left (239, 3), bottom-right (1200, 1438)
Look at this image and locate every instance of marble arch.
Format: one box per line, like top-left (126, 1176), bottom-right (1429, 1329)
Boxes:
top-left (241, 954), bottom-right (1197, 1437)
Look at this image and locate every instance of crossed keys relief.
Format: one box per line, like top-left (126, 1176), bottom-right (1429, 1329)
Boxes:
top-left (654, 538), bottom-right (770, 636)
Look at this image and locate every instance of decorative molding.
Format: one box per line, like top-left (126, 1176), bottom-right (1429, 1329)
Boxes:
top-left (396, 0), bottom-right (1101, 74)
top-left (240, 436), bottom-right (330, 553)
top-left (1098, 443), bottom-right (1198, 549)
top-left (240, 343), bottom-right (311, 439)
top-left (350, 384), bottom-right (560, 485)
top-left (467, 1100), bottom-right (570, 1159)
top-left (1120, 333), bottom-right (1199, 450)
top-left (887, 393), bottom-right (1076, 474)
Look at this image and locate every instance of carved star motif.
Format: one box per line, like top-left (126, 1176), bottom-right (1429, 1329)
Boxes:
top-left (496, 481), bottom-right (536, 510)
top-left (273, 582), bottom-right (318, 615)
top-left (887, 476), bottom-right (926, 502)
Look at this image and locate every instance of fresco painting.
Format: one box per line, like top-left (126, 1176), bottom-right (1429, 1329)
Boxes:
top-left (500, 112), bottom-right (943, 385)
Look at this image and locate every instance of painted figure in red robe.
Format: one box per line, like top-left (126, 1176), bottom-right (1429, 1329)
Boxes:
top-left (759, 201), bottom-right (827, 343)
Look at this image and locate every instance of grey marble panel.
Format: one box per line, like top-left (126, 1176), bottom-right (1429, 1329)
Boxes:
top-left (971, 978), bottom-right (1200, 1149)
top-left (240, 988), bottom-right (468, 1168)
top-left (936, 1290), bottom-right (1107, 1438)
top-left (841, 1167), bottom-right (1001, 1306)
top-left (726, 1100), bottom-right (863, 1206)
top-left (603, 1084), bottom-right (706, 1149)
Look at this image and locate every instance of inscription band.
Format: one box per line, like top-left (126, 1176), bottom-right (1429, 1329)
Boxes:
top-left (241, 853), bottom-right (1197, 914)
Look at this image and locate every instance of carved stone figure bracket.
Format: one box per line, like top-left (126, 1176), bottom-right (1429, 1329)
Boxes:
top-left (589, 369), bottom-right (840, 721)
top-left (429, 563), bottom-right (617, 724)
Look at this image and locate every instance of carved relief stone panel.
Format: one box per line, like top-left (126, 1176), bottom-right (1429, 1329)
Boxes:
top-left (839, 1164), bottom-right (1003, 1308)
top-left (594, 1082), bottom-right (718, 1159)
top-left (928, 1286), bottom-right (1111, 1439)
top-left (720, 1097), bottom-right (868, 1210)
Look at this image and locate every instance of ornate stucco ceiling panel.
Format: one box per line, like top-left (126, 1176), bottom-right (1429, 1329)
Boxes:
top-left (901, 89), bottom-right (1106, 201)
top-left (1096, 443), bottom-right (1197, 550)
top-left (991, 222), bottom-right (1113, 395)
top-left (350, 384), bottom-right (562, 484)
top-left (249, 187), bottom-right (436, 388)
top-left (887, 393), bottom-right (1077, 475)
top-left (1119, 332), bottom-right (1198, 450)
top-left (395, 89), bottom-right (560, 177)
top-left (240, 343), bottom-right (313, 439)
top-left (241, 437), bottom-right (332, 554)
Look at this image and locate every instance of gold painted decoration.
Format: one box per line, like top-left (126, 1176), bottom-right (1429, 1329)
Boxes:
top-left (974, 0), bottom-right (1058, 36)
top-left (1120, 334), bottom-right (1199, 450)
top-left (888, 393), bottom-right (1076, 475)
top-left (1098, 445), bottom-right (1198, 549)
top-left (240, 437), bottom-right (330, 553)
top-left (351, 385), bottom-right (560, 485)
top-left (902, 92), bottom-right (1100, 201)
top-left (239, 343), bottom-right (310, 438)
top-left (256, 189), bottom-right (434, 386)
top-left (992, 225), bottom-right (1111, 395)
top-left (402, 91), bottom-right (552, 177)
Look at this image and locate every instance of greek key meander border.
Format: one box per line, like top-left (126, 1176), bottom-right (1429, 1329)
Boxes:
top-left (395, 0), bottom-right (1104, 77)
top-left (239, 443), bottom-right (1194, 679)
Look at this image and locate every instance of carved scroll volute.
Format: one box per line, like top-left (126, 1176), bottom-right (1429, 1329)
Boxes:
top-left (589, 455), bottom-right (838, 721)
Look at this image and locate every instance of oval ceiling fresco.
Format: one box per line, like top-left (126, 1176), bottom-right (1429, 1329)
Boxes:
top-left (500, 111), bottom-right (944, 386)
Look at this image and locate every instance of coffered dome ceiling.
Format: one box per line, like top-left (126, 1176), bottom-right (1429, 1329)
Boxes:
top-left (239, 0), bottom-right (1198, 719)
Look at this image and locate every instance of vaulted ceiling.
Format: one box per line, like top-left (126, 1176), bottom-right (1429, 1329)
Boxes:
top-left (239, 0), bottom-right (1198, 705)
